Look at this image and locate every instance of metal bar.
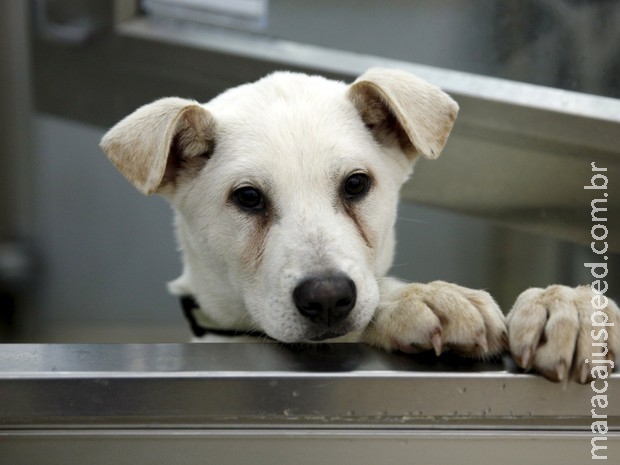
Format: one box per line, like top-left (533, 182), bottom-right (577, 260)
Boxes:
top-left (0, 344), bottom-right (617, 430)
top-left (2, 429), bottom-right (617, 465)
top-left (118, 17), bottom-right (620, 136)
top-left (115, 17), bottom-right (620, 250)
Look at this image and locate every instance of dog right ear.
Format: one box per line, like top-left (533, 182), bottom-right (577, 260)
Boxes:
top-left (100, 98), bottom-right (215, 195)
top-left (348, 68), bottom-right (458, 160)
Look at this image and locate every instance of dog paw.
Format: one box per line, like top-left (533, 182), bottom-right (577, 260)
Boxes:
top-left (364, 280), bottom-right (507, 358)
top-left (507, 285), bottom-right (620, 383)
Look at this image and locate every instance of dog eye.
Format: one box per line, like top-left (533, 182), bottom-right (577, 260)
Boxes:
top-left (233, 186), bottom-right (265, 211)
top-left (343, 173), bottom-right (370, 199)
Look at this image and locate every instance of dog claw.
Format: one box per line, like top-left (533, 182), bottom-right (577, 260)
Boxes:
top-left (579, 362), bottom-right (590, 384)
top-left (555, 361), bottom-right (567, 382)
top-left (500, 331), bottom-right (509, 351)
top-left (519, 347), bottom-right (532, 369)
top-left (431, 332), bottom-right (442, 356)
top-left (476, 334), bottom-right (488, 354)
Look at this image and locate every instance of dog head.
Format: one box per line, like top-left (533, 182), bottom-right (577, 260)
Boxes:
top-left (100, 68), bottom-right (458, 342)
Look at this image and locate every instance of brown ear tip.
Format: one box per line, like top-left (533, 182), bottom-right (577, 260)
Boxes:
top-left (449, 101), bottom-right (460, 118)
top-left (99, 129), bottom-right (118, 157)
top-left (141, 185), bottom-right (158, 196)
top-left (417, 146), bottom-right (441, 160)
top-left (99, 133), bottom-right (109, 150)
top-left (124, 173), bottom-right (159, 196)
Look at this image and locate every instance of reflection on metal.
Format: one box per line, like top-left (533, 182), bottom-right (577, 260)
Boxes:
top-left (0, 343), bottom-right (617, 428)
top-left (33, 0), bottom-right (100, 45)
top-left (143, 0), bottom-right (270, 31)
top-left (0, 344), bottom-right (618, 464)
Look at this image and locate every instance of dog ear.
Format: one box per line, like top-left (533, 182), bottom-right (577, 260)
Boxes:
top-left (348, 68), bottom-right (458, 159)
top-left (100, 98), bottom-right (215, 195)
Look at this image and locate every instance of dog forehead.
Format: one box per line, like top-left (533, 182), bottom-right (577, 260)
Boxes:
top-left (207, 72), bottom-right (374, 174)
top-left (208, 72), bottom-right (360, 135)
top-left (209, 71), bottom-right (348, 109)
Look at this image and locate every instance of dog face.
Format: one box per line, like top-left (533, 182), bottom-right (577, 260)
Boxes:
top-left (100, 68), bottom-right (458, 342)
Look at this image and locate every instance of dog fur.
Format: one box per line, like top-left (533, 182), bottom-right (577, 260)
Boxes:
top-left (101, 68), bottom-right (619, 383)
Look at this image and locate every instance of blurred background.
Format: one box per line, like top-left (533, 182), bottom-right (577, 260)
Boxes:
top-left (1, 0), bottom-right (619, 342)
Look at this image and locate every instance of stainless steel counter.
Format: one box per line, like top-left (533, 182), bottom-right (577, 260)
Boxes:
top-left (0, 344), bottom-right (617, 464)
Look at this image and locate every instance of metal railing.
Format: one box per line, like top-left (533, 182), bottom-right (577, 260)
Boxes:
top-left (0, 343), bottom-right (618, 464)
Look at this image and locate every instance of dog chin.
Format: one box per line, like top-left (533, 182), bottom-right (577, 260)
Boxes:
top-left (287, 321), bottom-right (363, 344)
top-left (307, 330), bottom-right (349, 342)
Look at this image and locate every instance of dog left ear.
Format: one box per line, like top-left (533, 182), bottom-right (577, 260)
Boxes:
top-left (100, 98), bottom-right (215, 195)
top-left (348, 68), bottom-right (458, 159)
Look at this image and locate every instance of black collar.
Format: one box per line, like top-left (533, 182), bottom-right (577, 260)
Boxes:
top-left (180, 295), bottom-right (269, 339)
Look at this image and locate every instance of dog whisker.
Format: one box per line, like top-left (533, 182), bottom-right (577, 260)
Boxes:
top-left (396, 216), bottom-right (429, 224)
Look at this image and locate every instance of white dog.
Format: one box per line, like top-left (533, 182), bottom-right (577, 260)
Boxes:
top-left (101, 68), bottom-right (618, 383)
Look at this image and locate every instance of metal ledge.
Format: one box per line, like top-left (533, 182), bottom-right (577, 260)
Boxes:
top-left (116, 17), bottom-right (620, 249)
top-left (31, 12), bottom-right (620, 247)
top-left (119, 17), bottom-right (620, 127)
top-left (0, 343), bottom-right (617, 430)
top-left (3, 429), bottom-right (615, 465)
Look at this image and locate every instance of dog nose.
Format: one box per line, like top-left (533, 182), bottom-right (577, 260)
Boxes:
top-left (293, 275), bottom-right (357, 326)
